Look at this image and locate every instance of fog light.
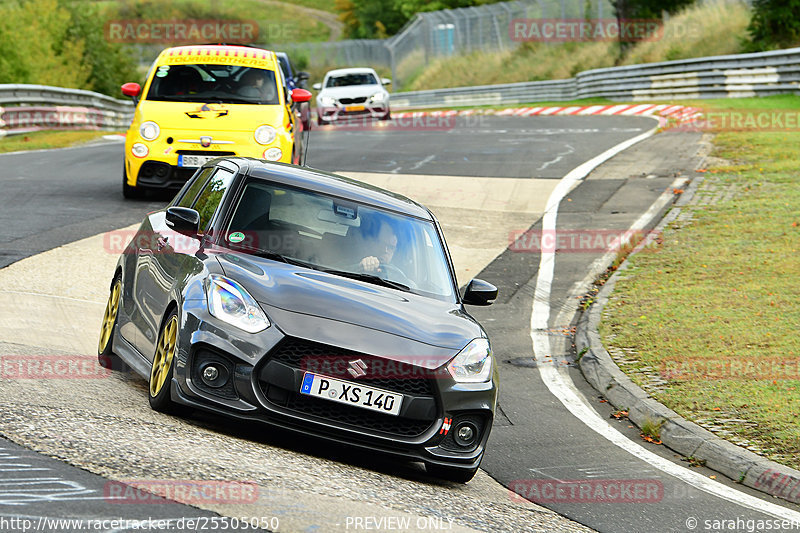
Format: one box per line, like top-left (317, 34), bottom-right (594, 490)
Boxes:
top-left (131, 143), bottom-right (148, 158)
top-left (200, 363), bottom-right (229, 388)
top-left (454, 422), bottom-right (477, 447)
top-left (263, 147), bottom-right (282, 161)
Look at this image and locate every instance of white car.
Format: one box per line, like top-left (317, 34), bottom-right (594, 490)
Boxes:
top-left (313, 67), bottom-right (391, 126)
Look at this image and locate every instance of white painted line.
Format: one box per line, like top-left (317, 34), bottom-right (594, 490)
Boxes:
top-left (529, 128), bottom-right (800, 521)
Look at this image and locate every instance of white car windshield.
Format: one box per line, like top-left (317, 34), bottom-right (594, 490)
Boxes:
top-left (146, 64), bottom-right (280, 105)
top-left (325, 73), bottom-right (378, 88)
top-left (223, 181), bottom-right (456, 301)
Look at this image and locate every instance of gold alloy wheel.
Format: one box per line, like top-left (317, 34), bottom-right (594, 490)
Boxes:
top-left (98, 279), bottom-right (121, 353)
top-left (150, 315), bottom-right (178, 397)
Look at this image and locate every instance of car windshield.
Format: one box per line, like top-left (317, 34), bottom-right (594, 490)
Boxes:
top-left (325, 73), bottom-right (378, 88)
top-left (222, 180), bottom-right (456, 301)
top-left (145, 64), bottom-right (280, 105)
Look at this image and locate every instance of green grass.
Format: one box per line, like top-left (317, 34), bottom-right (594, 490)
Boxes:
top-left (404, 1), bottom-right (751, 91)
top-left (0, 131), bottom-right (117, 153)
top-left (599, 95), bottom-right (800, 470)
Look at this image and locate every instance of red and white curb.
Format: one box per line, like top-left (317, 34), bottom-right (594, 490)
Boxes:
top-left (394, 104), bottom-right (703, 128)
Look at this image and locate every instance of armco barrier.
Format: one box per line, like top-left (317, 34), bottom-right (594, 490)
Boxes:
top-left (391, 46), bottom-right (800, 108)
top-left (0, 84), bottom-right (133, 136)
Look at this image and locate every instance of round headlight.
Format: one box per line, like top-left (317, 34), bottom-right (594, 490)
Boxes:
top-left (131, 143), bottom-right (148, 158)
top-left (263, 147), bottom-right (282, 161)
top-left (139, 121), bottom-right (160, 141)
top-left (254, 125), bottom-right (277, 145)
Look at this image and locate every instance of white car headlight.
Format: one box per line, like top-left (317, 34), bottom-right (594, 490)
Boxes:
top-left (319, 96), bottom-right (335, 107)
top-left (370, 92), bottom-right (386, 103)
top-left (139, 121), bottom-right (160, 141)
top-left (447, 338), bottom-right (493, 383)
top-left (254, 125), bottom-right (277, 145)
top-left (206, 274), bottom-right (270, 333)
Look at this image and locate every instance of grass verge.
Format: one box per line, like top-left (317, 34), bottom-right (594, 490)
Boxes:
top-left (598, 95), bottom-right (800, 470)
top-left (0, 131), bottom-right (118, 154)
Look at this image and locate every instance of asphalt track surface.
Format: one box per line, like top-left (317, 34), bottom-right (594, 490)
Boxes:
top-left (1, 116), bottom-right (798, 532)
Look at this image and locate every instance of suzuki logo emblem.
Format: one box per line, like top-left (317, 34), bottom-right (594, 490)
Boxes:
top-left (200, 136), bottom-right (212, 147)
top-left (347, 359), bottom-right (368, 379)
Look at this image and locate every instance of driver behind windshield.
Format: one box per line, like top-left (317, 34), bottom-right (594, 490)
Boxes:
top-left (357, 218), bottom-right (398, 274)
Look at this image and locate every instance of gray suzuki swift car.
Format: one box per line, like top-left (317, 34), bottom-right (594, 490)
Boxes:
top-left (98, 157), bottom-right (498, 482)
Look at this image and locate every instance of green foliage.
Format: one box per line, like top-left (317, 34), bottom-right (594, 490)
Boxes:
top-left (610, 0), bottom-right (696, 20)
top-left (62, 1), bottom-right (140, 95)
top-left (338, 0), bottom-right (505, 39)
top-left (0, 0), bottom-right (138, 95)
top-left (746, 0), bottom-right (800, 51)
top-left (0, 0), bottom-right (90, 89)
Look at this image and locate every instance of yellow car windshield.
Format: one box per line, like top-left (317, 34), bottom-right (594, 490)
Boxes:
top-left (146, 64), bottom-right (280, 105)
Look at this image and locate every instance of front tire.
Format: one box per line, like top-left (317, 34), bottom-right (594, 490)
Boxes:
top-left (149, 311), bottom-right (179, 413)
top-left (97, 274), bottom-right (122, 369)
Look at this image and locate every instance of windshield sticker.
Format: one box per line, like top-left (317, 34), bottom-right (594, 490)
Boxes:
top-left (228, 232), bottom-right (245, 243)
top-left (156, 65), bottom-right (170, 78)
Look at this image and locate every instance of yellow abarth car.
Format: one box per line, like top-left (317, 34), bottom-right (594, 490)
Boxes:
top-left (120, 44), bottom-right (311, 198)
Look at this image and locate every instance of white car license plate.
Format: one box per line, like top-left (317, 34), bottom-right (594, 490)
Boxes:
top-left (300, 372), bottom-right (402, 416)
top-left (178, 154), bottom-right (217, 167)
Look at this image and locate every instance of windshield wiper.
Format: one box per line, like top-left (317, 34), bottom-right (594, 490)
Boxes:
top-left (228, 244), bottom-right (316, 269)
top-left (322, 269), bottom-right (410, 292)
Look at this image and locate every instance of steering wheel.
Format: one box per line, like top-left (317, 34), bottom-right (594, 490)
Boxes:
top-left (377, 263), bottom-right (415, 288)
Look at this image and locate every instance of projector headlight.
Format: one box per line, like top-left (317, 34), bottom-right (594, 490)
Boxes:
top-left (206, 274), bottom-right (270, 334)
top-left (319, 96), bottom-right (335, 107)
top-left (447, 338), bottom-right (493, 383)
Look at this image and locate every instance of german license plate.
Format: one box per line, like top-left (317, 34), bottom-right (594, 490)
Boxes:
top-left (178, 154), bottom-right (217, 167)
top-left (344, 105), bottom-right (365, 112)
top-left (300, 372), bottom-right (402, 416)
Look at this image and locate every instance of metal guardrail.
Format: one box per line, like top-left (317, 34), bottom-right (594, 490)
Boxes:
top-left (391, 46), bottom-right (800, 108)
top-left (0, 84), bottom-right (133, 135)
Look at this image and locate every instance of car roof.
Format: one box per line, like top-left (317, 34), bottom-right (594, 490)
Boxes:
top-left (225, 158), bottom-right (433, 220)
top-left (324, 67), bottom-right (378, 77)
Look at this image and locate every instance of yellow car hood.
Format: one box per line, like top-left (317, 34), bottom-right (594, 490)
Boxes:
top-left (135, 100), bottom-right (287, 132)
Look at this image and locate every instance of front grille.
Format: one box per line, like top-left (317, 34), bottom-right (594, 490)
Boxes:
top-left (259, 337), bottom-right (439, 438)
top-left (267, 337), bottom-right (436, 396)
top-left (338, 97), bottom-right (368, 105)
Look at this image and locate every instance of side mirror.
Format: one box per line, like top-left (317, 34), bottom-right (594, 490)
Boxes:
top-left (291, 88), bottom-right (312, 103)
top-left (121, 82), bottom-right (141, 105)
top-left (462, 279), bottom-right (497, 306)
top-left (381, 78), bottom-right (392, 85)
top-left (312, 82), bottom-right (322, 91)
top-left (296, 71), bottom-right (310, 81)
top-left (166, 207), bottom-right (200, 236)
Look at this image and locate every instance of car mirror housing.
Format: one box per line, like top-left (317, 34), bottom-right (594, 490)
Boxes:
top-left (312, 82), bottom-right (322, 91)
top-left (291, 88), bottom-right (313, 103)
top-left (166, 207), bottom-right (200, 236)
top-left (381, 78), bottom-right (392, 85)
top-left (121, 82), bottom-right (141, 97)
top-left (462, 279), bottom-right (497, 306)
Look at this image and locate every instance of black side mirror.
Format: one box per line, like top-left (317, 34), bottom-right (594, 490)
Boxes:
top-left (462, 279), bottom-right (498, 306)
top-left (166, 207), bottom-right (200, 236)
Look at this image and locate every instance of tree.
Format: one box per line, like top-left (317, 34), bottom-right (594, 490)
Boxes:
top-left (611, 0), bottom-right (695, 53)
top-left (746, 0), bottom-right (800, 51)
